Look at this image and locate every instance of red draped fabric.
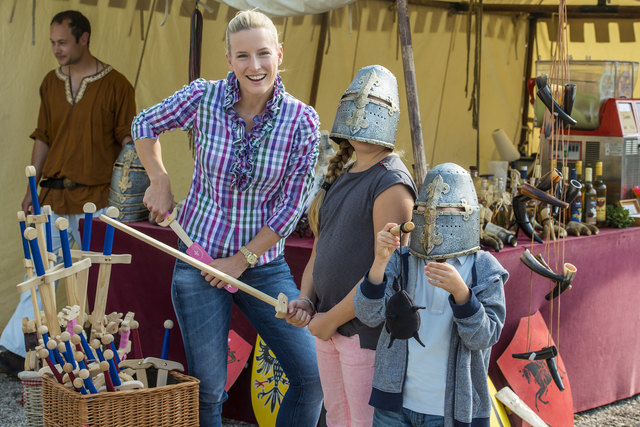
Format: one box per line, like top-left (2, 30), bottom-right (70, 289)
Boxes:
top-left (83, 220), bottom-right (640, 422)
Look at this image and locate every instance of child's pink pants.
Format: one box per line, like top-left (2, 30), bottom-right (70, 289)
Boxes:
top-left (315, 334), bottom-right (376, 427)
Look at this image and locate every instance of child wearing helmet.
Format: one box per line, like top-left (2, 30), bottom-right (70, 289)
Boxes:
top-left (286, 65), bottom-right (417, 427)
top-left (354, 162), bottom-right (508, 427)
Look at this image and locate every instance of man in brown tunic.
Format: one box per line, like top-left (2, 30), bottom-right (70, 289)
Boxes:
top-left (0, 10), bottom-right (136, 374)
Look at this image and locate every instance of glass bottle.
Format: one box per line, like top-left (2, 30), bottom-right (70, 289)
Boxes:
top-left (569, 168), bottom-right (582, 222)
top-left (469, 166), bottom-right (482, 198)
top-left (575, 160), bottom-right (584, 209)
top-left (492, 177), bottom-right (509, 228)
top-left (582, 167), bottom-right (597, 225)
top-left (595, 161), bottom-right (607, 226)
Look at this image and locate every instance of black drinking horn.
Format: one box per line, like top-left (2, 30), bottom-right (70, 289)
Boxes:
top-left (547, 356), bottom-right (565, 391)
top-left (535, 252), bottom-right (577, 299)
top-left (563, 179), bottom-right (583, 205)
top-left (536, 81), bottom-right (578, 127)
top-left (521, 183), bottom-right (569, 209)
top-left (512, 345), bottom-right (564, 392)
top-left (537, 168), bottom-right (563, 192)
top-left (512, 345), bottom-right (558, 361)
top-left (520, 249), bottom-right (565, 283)
top-left (535, 74), bottom-right (548, 89)
top-left (563, 83), bottom-right (577, 116)
top-left (520, 250), bottom-right (577, 300)
top-left (545, 262), bottom-right (577, 301)
top-left (513, 195), bottom-right (544, 244)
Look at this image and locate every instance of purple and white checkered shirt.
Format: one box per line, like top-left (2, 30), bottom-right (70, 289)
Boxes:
top-left (132, 73), bottom-right (319, 265)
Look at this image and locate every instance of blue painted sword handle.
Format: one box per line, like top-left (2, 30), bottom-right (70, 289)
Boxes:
top-left (27, 175), bottom-right (41, 215)
top-left (59, 227), bottom-right (73, 268)
top-left (82, 202), bottom-right (97, 252)
top-left (82, 212), bottom-right (93, 251)
top-left (25, 229), bottom-right (46, 276)
top-left (18, 218), bottom-right (31, 260)
top-left (43, 206), bottom-right (53, 252)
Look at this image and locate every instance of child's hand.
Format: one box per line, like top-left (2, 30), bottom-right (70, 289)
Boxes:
top-left (308, 312), bottom-right (337, 341)
top-left (425, 261), bottom-right (471, 304)
top-left (375, 223), bottom-right (401, 262)
top-left (285, 300), bottom-right (314, 327)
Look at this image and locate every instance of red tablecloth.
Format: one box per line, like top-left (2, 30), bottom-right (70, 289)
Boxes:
top-left (488, 227), bottom-right (640, 414)
top-left (83, 220), bottom-right (640, 420)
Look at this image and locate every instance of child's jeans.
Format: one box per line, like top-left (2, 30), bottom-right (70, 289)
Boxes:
top-left (315, 333), bottom-right (375, 427)
top-left (373, 407), bottom-right (445, 427)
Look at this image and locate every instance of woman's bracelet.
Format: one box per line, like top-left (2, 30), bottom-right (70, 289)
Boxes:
top-left (301, 296), bottom-right (316, 313)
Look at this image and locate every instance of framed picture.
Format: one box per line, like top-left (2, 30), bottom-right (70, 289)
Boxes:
top-left (618, 199), bottom-right (640, 225)
top-left (618, 199), bottom-right (640, 215)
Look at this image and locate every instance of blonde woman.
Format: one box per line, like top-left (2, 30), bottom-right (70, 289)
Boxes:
top-left (132, 10), bottom-right (322, 427)
top-left (287, 65), bottom-right (417, 427)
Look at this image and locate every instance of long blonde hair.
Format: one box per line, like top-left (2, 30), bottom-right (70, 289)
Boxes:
top-left (225, 10), bottom-right (279, 54)
top-left (307, 140), bottom-right (355, 236)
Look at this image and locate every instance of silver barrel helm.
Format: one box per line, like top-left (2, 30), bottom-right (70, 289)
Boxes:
top-left (409, 163), bottom-right (481, 261)
top-left (330, 65), bottom-right (400, 148)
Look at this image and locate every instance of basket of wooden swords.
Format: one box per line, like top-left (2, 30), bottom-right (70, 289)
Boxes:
top-left (41, 370), bottom-right (199, 427)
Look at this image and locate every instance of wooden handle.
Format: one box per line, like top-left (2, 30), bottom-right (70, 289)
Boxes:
top-left (99, 214), bottom-right (287, 315)
top-left (390, 221), bottom-right (415, 236)
top-left (83, 202), bottom-right (97, 214)
top-left (54, 217), bottom-right (69, 231)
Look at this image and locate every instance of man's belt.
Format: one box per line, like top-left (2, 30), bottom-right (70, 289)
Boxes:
top-left (40, 178), bottom-right (86, 190)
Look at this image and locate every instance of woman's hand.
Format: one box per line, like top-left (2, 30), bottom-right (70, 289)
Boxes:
top-left (285, 299), bottom-right (314, 328)
top-left (143, 173), bottom-right (175, 223)
top-left (308, 312), bottom-right (338, 341)
top-left (202, 253), bottom-right (247, 288)
top-left (425, 261), bottom-right (471, 304)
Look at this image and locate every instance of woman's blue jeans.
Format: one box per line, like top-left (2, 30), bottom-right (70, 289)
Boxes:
top-left (171, 248), bottom-right (323, 427)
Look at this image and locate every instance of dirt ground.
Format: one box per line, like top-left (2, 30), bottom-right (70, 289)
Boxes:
top-left (1, 372), bottom-right (639, 426)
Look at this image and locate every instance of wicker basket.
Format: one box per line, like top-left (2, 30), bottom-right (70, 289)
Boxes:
top-left (18, 371), bottom-right (43, 427)
top-left (42, 371), bottom-right (199, 426)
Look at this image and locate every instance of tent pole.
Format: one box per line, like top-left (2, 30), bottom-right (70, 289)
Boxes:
top-left (518, 16), bottom-right (537, 157)
top-left (309, 12), bottom-right (329, 108)
top-left (397, 0), bottom-right (428, 185)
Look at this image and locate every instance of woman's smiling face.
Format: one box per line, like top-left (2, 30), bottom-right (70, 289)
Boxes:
top-left (226, 27), bottom-right (282, 100)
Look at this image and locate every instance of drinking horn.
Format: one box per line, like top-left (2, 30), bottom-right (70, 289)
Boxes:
top-left (520, 183), bottom-right (569, 210)
top-left (520, 249), bottom-right (577, 300)
top-left (563, 83), bottom-right (577, 116)
top-left (513, 195), bottom-right (544, 244)
top-left (562, 179), bottom-right (583, 206)
top-left (536, 75), bottom-right (577, 126)
top-left (512, 345), bottom-right (565, 391)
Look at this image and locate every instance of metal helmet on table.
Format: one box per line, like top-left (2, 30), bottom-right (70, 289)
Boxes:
top-left (330, 64), bottom-right (400, 149)
top-left (410, 163), bottom-right (481, 261)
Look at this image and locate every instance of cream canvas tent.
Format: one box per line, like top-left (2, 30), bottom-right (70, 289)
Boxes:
top-left (2, 0), bottom-right (640, 328)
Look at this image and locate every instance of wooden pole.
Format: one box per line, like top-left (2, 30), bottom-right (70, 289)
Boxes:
top-left (518, 16), bottom-right (537, 157)
top-left (397, 0), bottom-right (428, 185)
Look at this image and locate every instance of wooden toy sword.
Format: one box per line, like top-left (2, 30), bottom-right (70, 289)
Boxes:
top-left (159, 207), bottom-right (237, 293)
top-left (100, 215), bottom-right (289, 318)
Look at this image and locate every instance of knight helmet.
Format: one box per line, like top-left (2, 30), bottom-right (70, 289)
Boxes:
top-left (330, 65), bottom-right (400, 149)
top-left (409, 163), bottom-right (481, 261)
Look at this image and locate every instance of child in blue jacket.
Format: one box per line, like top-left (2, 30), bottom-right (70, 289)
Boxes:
top-left (354, 162), bottom-right (508, 427)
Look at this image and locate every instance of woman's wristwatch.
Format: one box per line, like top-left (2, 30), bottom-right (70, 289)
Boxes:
top-left (239, 246), bottom-right (258, 266)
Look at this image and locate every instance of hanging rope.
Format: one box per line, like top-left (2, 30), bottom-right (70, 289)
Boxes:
top-left (188, 3), bottom-right (204, 155)
top-left (465, 0), bottom-right (483, 168)
top-left (189, 5), bottom-right (203, 83)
